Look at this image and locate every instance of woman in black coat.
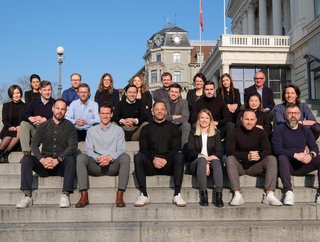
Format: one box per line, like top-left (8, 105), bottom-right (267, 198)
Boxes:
top-left (187, 108), bottom-right (224, 207)
top-left (0, 85), bottom-right (26, 163)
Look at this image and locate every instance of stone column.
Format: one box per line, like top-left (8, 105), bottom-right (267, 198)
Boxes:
top-left (242, 14), bottom-right (248, 34)
top-left (221, 64), bottom-right (230, 75)
top-left (247, 4), bottom-right (255, 35)
top-left (272, 0), bottom-right (282, 35)
top-left (259, 0), bottom-right (267, 35)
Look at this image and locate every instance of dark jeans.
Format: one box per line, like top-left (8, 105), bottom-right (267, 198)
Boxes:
top-left (134, 152), bottom-right (184, 195)
top-left (20, 154), bottom-right (76, 194)
top-left (278, 155), bottom-right (320, 193)
top-left (77, 129), bottom-right (87, 142)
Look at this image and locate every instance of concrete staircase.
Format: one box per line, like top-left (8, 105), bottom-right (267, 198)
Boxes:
top-left (1, 142), bottom-right (320, 242)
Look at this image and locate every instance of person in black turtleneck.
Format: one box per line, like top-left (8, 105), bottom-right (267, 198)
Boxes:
top-left (133, 101), bottom-right (186, 207)
top-left (225, 109), bottom-right (282, 206)
top-left (113, 85), bottom-right (149, 141)
top-left (190, 80), bottom-right (234, 140)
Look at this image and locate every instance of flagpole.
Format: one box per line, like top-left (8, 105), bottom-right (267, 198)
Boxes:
top-left (199, 0), bottom-right (202, 67)
top-left (223, 0), bottom-right (226, 34)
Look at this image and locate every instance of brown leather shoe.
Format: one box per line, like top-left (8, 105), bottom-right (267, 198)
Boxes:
top-left (75, 190), bottom-right (89, 208)
top-left (116, 191), bottom-right (126, 207)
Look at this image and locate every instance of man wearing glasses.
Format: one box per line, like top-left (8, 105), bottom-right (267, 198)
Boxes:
top-left (272, 103), bottom-right (320, 206)
top-left (62, 73), bottom-right (82, 106)
top-left (244, 71), bottom-right (275, 114)
top-left (65, 83), bottom-right (100, 141)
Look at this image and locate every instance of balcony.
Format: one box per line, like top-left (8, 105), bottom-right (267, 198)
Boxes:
top-left (218, 34), bottom-right (291, 47)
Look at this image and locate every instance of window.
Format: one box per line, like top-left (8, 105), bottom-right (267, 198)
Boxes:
top-left (197, 52), bottom-right (204, 63)
top-left (156, 54), bottom-right (161, 62)
top-left (151, 70), bottom-right (157, 83)
top-left (173, 53), bottom-right (181, 64)
top-left (173, 71), bottom-right (181, 82)
top-left (315, 0), bottom-right (320, 17)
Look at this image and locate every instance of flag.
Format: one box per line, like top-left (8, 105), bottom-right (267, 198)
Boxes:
top-left (200, 0), bottom-right (204, 31)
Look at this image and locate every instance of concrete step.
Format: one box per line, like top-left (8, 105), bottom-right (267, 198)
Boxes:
top-left (2, 220), bottom-right (320, 242)
top-left (1, 187), bottom-right (317, 205)
top-left (0, 203), bottom-right (318, 224)
top-left (0, 171), bottom-right (318, 190)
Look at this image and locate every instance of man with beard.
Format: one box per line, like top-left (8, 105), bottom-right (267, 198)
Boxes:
top-left (190, 81), bottom-right (233, 140)
top-left (16, 99), bottom-right (78, 209)
top-left (153, 72), bottom-right (173, 102)
top-left (133, 101), bottom-right (186, 207)
top-left (272, 103), bottom-right (320, 206)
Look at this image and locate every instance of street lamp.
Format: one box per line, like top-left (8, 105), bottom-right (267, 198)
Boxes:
top-left (56, 46), bottom-right (64, 98)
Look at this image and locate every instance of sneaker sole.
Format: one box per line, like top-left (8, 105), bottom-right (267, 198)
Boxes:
top-left (134, 201), bottom-right (150, 207)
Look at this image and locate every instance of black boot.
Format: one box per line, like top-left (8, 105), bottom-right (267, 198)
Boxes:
top-left (0, 150), bottom-right (10, 163)
top-left (199, 190), bottom-right (208, 206)
top-left (215, 191), bottom-right (224, 208)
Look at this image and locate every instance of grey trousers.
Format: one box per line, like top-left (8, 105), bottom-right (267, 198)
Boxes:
top-left (226, 155), bottom-right (278, 191)
top-left (189, 157), bottom-right (223, 192)
top-left (76, 153), bottom-right (130, 191)
top-left (20, 121), bottom-right (36, 152)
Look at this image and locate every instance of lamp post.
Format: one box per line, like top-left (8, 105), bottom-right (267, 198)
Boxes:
top-left (56, 46), bottom-right (64, 98)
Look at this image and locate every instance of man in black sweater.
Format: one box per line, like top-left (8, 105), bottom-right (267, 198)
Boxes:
top-left (225, 109), bottom-right (282, 206)
top-left (113, 85), bottom-right (148, 141)
top-left (272, 103), bottom-right (320, 206)
top-left (190, 81), bottom-right (233, 140)
top-left (134, 101), bottom-right (186, 207)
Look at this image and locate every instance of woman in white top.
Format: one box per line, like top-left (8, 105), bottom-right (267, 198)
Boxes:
top-left (187, 109), bottom-right (224, 207)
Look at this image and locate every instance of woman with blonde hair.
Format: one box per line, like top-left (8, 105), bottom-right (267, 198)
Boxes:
top-left (187, 109), bottom-right (224, 207)
top-left (94, 73), bottom-right (119, 109)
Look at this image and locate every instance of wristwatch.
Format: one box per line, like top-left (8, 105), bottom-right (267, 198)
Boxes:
top-left (309, 152), bottom-right (316, 158)
top-left (57, 157), bottom-right (63, 163)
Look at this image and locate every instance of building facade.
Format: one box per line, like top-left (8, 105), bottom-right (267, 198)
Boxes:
top-left (201, 0), bottom-right (320, 100)
top-left (143, 26), bottom-right (215, 94)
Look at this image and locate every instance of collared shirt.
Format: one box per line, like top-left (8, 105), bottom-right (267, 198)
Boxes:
top-left (65, 99), bottom-right (100, 130)
top-left (31, 118), bottom-right (78, 160)
top-left (85, 122), bottom-right (126, 160)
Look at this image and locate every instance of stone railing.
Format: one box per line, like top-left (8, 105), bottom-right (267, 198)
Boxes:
top-left (218, 34), bottom-right (291, 47)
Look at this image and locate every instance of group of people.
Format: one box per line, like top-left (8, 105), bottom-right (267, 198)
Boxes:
top-left (1, 70), bottom-right (320, 209)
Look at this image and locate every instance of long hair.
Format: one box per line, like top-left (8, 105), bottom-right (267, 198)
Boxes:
top-left (98, 73), bottom-right (114, 94)
top-left (130, 74), bottom-right (148, 93)
top-left (245, 92), bottom-right (262, 111)
top-left (218, 73), bottom-right (235, 102)
top-left (195, 109), bottom-right (216, 137)
top-left (282, 84), bottom-right (300, 104)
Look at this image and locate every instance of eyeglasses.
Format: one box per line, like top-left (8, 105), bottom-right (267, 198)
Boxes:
top-left (286, 112), bottom-right (300, 116)
top-left (254, 77), bottom-right (264, 80)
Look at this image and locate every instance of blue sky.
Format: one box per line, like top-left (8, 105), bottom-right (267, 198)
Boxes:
top-left (0, 0), bottom-right (230, 95)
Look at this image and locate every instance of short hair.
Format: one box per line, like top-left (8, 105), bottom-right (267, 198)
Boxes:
top-left (241, 109), bottom-right (257, 118)
top-left (285, 103), bottom-right (300, 111)
top-left (152, 100), bottom-right (166, 109)
top-left (161, 72), bottom-right (172, 81)
top-left (99, 103), bottom-right (114, 113)
top-left (125, 84), bottom-right (138, 92)
top-left (70, 73), bottom-right (82, 80)
top-left (193, 73), bottom-right (207, 83)
top-left (78, 83), bottom-right (90, 93)
top-left (54, 98), bottom-right (67, 107)
top-left (282, 84), bottom-right (300, 104)
top-left (169, 83), bottom-right (182, 92)
top-left (8, 84), bottom-right (23, 99)
top-left (40, 80), bottom-right (52, 89)
top-left (204, 80), bottom-right (215, 88)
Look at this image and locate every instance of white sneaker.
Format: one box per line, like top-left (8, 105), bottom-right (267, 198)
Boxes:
top-left (262, 192), bottom-right (282, 206)
top-left (16, 196), bottom-right (33, 209)
top-left (230, 192), bottom-right (244, 206)
top-left (172, 193), bottom-right (187, 207)
top-left (283, 191), bottom-right (294, 206)
top-left (60, 194), bottom-right (71, 208)
top-left (134, 193), bottom-right (150, 207)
